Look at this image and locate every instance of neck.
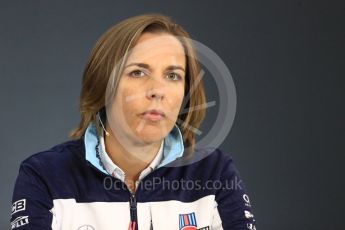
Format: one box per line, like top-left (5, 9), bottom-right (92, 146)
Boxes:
top-left (103, 123), bottom-right (162, 182)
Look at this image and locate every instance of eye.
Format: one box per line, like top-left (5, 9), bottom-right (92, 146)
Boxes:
top-left (167, 72), bottom-right (182, 81)
top-left (128, 70), bottom-right (146, 78)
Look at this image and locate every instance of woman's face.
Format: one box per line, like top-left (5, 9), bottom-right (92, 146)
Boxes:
top-left (106, 32), bottom-right (186, 145)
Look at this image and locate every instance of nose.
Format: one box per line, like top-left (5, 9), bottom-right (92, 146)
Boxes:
top-left (146, 88), bottom-right (164, 100)
top-left (145, 78), bottom-right (165, 100)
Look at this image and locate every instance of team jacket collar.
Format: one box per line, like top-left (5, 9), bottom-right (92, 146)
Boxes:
top-left (97, 130), bottom-right (164, 181)
top-left (84, 122), bottom-right (185, 175)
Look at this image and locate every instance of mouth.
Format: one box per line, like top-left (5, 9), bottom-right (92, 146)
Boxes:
top-left (140, 109), bottom-right (165, 121)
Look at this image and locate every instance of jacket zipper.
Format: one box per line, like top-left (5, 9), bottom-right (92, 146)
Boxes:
top-left (128, 171), bottom-right (160, 230)
top-left (129, 192), bottom-right (137, 230)
top-left (129, 190), bottom-right (154, 230)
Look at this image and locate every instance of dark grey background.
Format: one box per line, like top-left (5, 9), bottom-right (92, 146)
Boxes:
top-left (1, 0), bottom-right (344, 229)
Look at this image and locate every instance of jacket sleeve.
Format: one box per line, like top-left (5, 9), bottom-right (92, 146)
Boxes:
top-left (211, 153), bottom-right (257, 230)
top-left (10, 158), bottom-right (57, 230)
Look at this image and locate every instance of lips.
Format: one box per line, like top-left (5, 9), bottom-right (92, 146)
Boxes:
top-left (140, 109), bottom-right (165, 121)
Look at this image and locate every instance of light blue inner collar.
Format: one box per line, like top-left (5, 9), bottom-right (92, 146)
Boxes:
top-left (84, 122), bottom-right (185, 174)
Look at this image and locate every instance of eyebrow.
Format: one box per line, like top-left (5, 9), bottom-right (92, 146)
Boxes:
top-left (125, 62), bottom-right (185, 73)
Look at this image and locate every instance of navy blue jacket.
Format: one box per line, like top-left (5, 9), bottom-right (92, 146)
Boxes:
top-left (11, 124), bottom-right (257, 230)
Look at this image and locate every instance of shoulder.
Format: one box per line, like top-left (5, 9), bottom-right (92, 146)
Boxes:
top-left (19, 138), bottom-right (85, 172)
top-left (168, 147), bottom-right (238, 180)
top-left (199, 148), bottom-right (239, 178)
top-left (12, 138), bottom-right (89, 209)
top-left (192, 147), bottom-right (236, 171)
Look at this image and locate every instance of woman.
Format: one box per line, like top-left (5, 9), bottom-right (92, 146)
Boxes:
top-left (11, 14), bottom-right (257, 230)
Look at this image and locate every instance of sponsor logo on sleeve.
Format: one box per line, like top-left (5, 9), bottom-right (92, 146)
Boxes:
top-left (11, 216), bottom-right (29, 229)
top-left (243, 194), bottom-right (252, 207)
top-left (12, 199), bottom-right (26, 215)
top-left (244, 210), bottom-right (254, 219)
top-left (247, 223), bottom-right (256, 230)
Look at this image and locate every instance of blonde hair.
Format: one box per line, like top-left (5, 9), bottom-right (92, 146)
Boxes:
top-left (69, 13), bottom-right (206, 156)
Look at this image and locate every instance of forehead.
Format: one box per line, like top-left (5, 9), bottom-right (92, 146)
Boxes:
top-left (126, 32), bottom-right (186, 64)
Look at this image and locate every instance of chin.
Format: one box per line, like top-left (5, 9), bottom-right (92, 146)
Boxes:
top-left (136, 135), bottom-right (164, 145)
top-left (133, 127), bottom-right (166, 143)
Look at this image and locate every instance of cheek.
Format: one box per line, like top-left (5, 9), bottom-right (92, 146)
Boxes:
top-left (168, 88), bottom-right (185, 113)
top-left (111, 83), bottom-right (137, 117)
top-left (119, 88), bottom-right (139, 115)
